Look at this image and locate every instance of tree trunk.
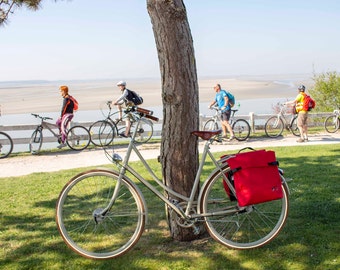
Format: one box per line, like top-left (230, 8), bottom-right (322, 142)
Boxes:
top-left (147, 0), bottom-right (200, 241)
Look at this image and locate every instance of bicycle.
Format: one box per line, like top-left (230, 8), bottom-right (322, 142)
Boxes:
top-left (29, 113), bottom-right (91, 154)
top-left (324, 107), bottom-right (340, 133)
top-left (0, 131), bottom-right (13, 159)
top-left (89, 101), bottom-right (154, 147)
top-left (203, 106), bottom-right (251, 141)
top-left (264, 103), bottom-right (300, 138)
top-left (56, 106), bottom-right (290, 259)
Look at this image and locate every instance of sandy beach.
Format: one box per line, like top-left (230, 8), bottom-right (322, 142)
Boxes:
top-left (1, 75), bottom-right (313, 116)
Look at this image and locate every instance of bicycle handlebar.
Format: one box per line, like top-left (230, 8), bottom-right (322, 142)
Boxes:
top-left (31, 113), bottom-right (53, 121)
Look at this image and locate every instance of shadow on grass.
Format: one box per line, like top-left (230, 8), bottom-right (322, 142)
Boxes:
top-left (0, 145), bottom-right (339, 269)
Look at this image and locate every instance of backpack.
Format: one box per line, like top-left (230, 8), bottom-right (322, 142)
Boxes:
top-left (126, 89), bottom-right (143, 105)
top-left (222, 90), bottom-right (235, 107)
top-left (302, 94), bottom-right (316, 111)
top-left (69, 95), bottom-right (79, 111)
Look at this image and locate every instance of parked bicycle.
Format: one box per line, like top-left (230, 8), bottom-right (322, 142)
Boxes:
top-left (324, 107), bottom-right (340, 133)
top-left (56, 106), bottom-right (290, 259)
top-left (89, 101), bottom-right (154, 147)
top-left (203, 106), bottom-right (251, 141)
top-left (29, 113), bottom-right (91, 154)
top-left (0, 131), bottom-right (13, 159)
top-left (264, 103), bottom-right (300, 138)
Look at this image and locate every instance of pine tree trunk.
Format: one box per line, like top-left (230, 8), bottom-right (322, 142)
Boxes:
top-left (147, 0), bottom-right (200, 241)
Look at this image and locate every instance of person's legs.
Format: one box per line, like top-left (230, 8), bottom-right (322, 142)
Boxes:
top-left (297, 113), bottom-right (307, 142)
top-left (221, 110), bottom-right (234, 139)
top-left (60, 114), bottom-right (74, 143)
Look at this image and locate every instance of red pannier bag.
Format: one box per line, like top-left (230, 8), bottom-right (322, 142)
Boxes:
top-left (227, 149), bottom-right (283, 207)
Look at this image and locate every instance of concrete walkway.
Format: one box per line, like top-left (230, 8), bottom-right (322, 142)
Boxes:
top-left (1, 132), bottom-right (339, 178)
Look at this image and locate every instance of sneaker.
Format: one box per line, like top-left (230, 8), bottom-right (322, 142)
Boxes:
top-left (228, 136), bottom-right (235, 141)
top-left (57, 143), bottom-right (67, 149)
top-left (221, 134), bottom-right (228, 139)
top-left (296, 138), bottom-right (304, 143)
top-left (304, 138), bottom-right (309, 142)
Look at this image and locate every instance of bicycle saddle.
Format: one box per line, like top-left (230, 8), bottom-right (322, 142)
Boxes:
top-left (191, 130), bottom-right (222, 140)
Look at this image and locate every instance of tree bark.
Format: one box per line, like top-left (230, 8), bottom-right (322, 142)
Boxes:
top-left (147, 0), bottom-right (200, 241)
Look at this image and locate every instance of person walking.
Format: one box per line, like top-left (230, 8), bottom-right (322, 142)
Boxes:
top-left (286, 85), bottom-right (309, 142)
top-left (208, 83), bottom-right (235, 140)
top-left (56, 85), bottom-right (76, 148)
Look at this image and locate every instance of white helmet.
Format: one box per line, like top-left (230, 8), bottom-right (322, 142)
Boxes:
top-left (117, 80), bottom-right (126, 86)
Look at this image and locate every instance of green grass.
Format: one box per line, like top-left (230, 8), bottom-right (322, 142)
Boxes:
top-left (1, 144), bottom-right (339, 270)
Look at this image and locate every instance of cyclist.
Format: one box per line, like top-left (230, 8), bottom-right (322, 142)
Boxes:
top-left (286, 85), bottom-right (309, 143)
top-left (208, 84), bottom-right (235, 140)
top-left (56, 85), bottom-right (75, 148)
top-left (113, 80), bottom-right (135, 138)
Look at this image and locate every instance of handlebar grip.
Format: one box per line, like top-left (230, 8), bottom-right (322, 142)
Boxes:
top-left (145, 114), bottom-right (159, 122)
top-left (136, 107), bottom-right (153, 115)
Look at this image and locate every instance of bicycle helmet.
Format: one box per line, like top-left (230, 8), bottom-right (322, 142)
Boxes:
top-left (117, 81), bottom-right (126, 86)
top-left (298, 85), bottom-right (305, 92)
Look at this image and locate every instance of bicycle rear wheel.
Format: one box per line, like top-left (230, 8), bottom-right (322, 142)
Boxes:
top-left (131, 118), bottom-right (153, 143)
top-left (56, 169), bottom-right (146, 259)
top-left (200, 165), bottom-right (289, 249)
top-left (66, 125), bottom-right (91, 151)
top-left (324, 115), bottom-right (340, 133)
top-left (232, 119), bottom-right (250, 141)
top-left (203, 119), bottom-right (219, 131)
top-left (29, 128), bottom-right (43, 154)
top-left (89, 120), bottom-right (115, 147)
top-left (265, 116), bottom-right (284, 138)
top-left (290, 115), bottom-right (300, 137)
top-left (0, 132), bottom-right (13, 159)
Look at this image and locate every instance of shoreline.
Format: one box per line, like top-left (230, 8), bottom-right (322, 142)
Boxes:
top-left (1, 75), bottom-right (313, 116)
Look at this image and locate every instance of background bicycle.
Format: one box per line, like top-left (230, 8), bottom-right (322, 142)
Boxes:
top-left (203, 106), bottom-right (251, 141)
top-left (56, 107), bottom-right (290, 259)
top-left (0, 131), bottom-right (13, 159)
top-left (324, 107), bottom-right (340, 133)
top-left (29, 113), bottom-right (90, 154)
top-left (89, 101), bottom-right (154, 147)
top-left (264, 103), bottom-right (300, 138)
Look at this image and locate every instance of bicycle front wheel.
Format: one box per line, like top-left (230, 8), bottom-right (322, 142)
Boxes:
top-left (29, 128), bottom-right (43, 154)
top-left (265, 116), bottom-right (284, 138)
top-left (324, 115), bottom-right (340, 133)
top-left (66, 125), bottom-right (91, 151)
top-left (232, 119), bottom-right (250, 141)
top-left (203, 119), bottom-right (219, 131)
top-left (0, 132), bottom-right (13, 159)
top-left (56, 169), bottom-right (146, 259)
top-left (89, 120), bottom-right (115, 147)
top-left (200, 165), bottom-right (289, 249)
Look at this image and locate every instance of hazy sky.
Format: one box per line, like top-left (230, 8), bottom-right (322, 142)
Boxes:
top-left (1, 0), bottom-right (339, 81)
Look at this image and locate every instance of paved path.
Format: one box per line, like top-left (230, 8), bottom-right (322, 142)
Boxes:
top-left (1, 132), bottom-right (339, 178)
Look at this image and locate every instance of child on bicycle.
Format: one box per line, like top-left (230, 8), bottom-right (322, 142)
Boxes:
top-left (56, 85), bottom-right (76, 148)
top-left (113, 80), bottom-right (135, 138)
top-left (208, 84), bottom-right (235, 140)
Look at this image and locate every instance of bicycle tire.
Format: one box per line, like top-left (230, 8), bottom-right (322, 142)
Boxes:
top-left (290, 115), bottom-right (300, 137)
top-left (29, 128), bottom-right (43, 154)
top-left (203, 119), bottom-right (219, 131)
top-left (324, 115), bottom-right (340, 133)
top-left (66, 125), bottom-right (91, 151)
top-left (0, 132), bottom-right (13, 159)
top-left (200, 165), bottom-right (289, 249)
top-left (89, 120), bottom-right (115, 147)
top-left (264, 116), bottom-right (284, 138)
top-left (131, 118), bottom-right (153, 143)
top-left (232, 119), bottom-right (250, 141)
top-left (56, 169), bottom-right (146, 259)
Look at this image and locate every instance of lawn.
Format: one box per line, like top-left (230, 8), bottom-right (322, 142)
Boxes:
top-left (0, 144), bottom-right (339, 270)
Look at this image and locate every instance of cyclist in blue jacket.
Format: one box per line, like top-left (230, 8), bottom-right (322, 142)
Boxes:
top-left (208, 84), bottom-right (235, 140)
